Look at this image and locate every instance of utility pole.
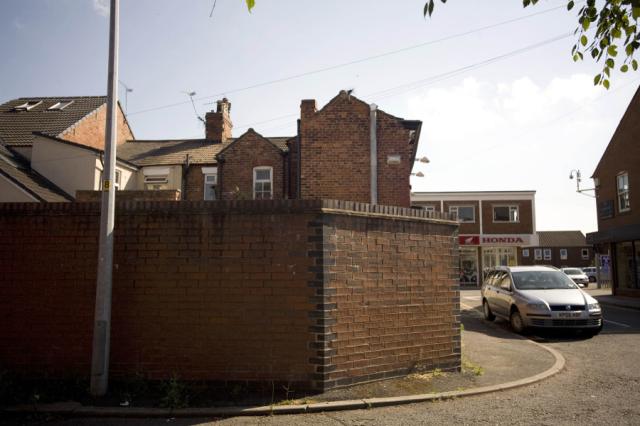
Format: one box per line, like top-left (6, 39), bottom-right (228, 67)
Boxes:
top-left (90, 0), bottom-right (119, 397)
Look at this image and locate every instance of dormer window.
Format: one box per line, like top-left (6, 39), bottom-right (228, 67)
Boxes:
top-left (13, 101), bottom-right (42, 111)
top-left (48, 100), bottom-right (74, 111)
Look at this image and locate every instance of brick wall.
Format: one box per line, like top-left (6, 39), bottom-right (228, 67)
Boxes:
top-left (482, 200), bottom-right (534, 234)
top-left (60, 104), bottom-right (133, 150)
top-left (183, 165), bottom-right (218, 201)
top-left (519, 246), bottom-right (593, 268)
top-left (310, 205), bottom-right (460, 388)
top-left (218, 130), bottom-right (285, 201)
top-left (299, 92), bottom-right (415, 207)
top-left (0, 200), bottom-right (458, 391)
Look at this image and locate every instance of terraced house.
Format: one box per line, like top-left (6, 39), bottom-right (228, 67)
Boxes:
top-left (0, 91), bottom-right (422, 206)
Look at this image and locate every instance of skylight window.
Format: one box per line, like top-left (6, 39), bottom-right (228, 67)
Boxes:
top-left (13, 101), bottom-right (42, 111)
top-left (48, 100), bottom-right (74, 111)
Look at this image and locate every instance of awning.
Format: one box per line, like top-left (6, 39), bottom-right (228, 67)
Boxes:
top-left (586, 223), bottom-right (640, 244)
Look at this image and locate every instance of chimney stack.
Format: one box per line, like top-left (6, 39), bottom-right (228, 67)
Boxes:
top-left (300, 99), bottom-right (316, 121)
top-left (205, 98), bottom-right (233, 143)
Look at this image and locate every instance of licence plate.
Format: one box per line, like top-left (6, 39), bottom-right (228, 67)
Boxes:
top-left (558, 312), bottom-right (581, 318)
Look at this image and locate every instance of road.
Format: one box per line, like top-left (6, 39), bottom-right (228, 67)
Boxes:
top-left (8, 290), bottom-right (640, 426)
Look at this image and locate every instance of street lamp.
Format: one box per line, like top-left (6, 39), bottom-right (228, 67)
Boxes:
top-left (569, 169), bottom-right (595, 198)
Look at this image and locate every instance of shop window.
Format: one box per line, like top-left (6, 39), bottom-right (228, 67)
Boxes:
top-left (253, 167), bottom-right (273, 200)
top-left (560, 249), bottom-right (568, 260)
top-left (522, 248), bottom-right (530, 258)
top-left (534, 249), bottom-right (542, 260)
top-left (493, 205), bottom-right (519, 223)
top-left (581, 248), bottom-right (589, 260)
top-left (543, 249), bottom-right (552, 261)
top-left (617, 172), bottom-right (630, 212)
top-left (449, 205), bottom-right (475, 223)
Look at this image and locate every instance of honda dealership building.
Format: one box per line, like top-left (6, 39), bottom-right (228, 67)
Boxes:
top-left (412, 191), bottom-right (538, 287)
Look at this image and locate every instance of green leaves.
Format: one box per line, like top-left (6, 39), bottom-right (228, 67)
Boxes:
top-left (245, 0), bottom-right (255, 12)
top-left (423, 0), bottom-right (640, 88)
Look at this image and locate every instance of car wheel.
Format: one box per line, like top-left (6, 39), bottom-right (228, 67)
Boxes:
top-left (510, 309), bottom-right (526, 334)
top-left (483, 299), bottom-right (495, 321)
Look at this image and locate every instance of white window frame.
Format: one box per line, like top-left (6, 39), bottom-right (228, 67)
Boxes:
top-left (203, 174), bottom-right (217, 200)
top-left (253, 166), bottom-right (273, 200)
top-left (560, 248), bottom-right (568, 260)
top-left (543, 248), bottom-right (552, 261)
top-left (423, 205), bottom-right (436, 214)
top-left (534, 249), bottom-right (542, 260)
top-left (617, 172), bottom-right (630, 212)
top-left (522, 248), bottom-right (530, 258)
top-left (144, 175), bottom-right (169, 190)
top-left (47, 100), bottom-right (74, 111)
top-left (14, 100), bottom-right (42, 111)
top-left (581, 248), bottom-right (590, 260)
top-left (114, 170), bottom-right (122, 190)
top-left (492, 205), bottom-right (519, 223)
top-left (449, 205), bottom-right (475, 223)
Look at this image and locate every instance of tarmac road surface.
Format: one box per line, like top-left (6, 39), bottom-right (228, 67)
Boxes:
top-left (5, 290), bottom-right (640, 426)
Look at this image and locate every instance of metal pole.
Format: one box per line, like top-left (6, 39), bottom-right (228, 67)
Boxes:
top-left (369, 103), bottom-right (378, 205)
top-left (90, 0), bottom-right (119, 397)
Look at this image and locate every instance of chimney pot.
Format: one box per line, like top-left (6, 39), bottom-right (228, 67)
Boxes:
top-left (206, 98), bottom-right (233, 142)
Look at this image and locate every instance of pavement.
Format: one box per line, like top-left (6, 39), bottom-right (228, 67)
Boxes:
top-left (586, 287), bottom-right (640, 311)
top-left (2, 304), bottom-right (565, 420)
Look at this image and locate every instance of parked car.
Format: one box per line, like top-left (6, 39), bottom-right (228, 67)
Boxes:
top-left (582, 266), bottom-right (597, 283)
top-left (561, 267), bottom-right (590, 288)
top-left (481, 265), bottom-right (602, 336)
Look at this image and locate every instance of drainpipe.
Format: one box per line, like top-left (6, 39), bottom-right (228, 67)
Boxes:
top-left (370, 103), bottom-right (378, 205)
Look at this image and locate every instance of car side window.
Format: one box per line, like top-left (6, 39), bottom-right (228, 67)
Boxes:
top-left (499, 274), bottom-right (513, 292)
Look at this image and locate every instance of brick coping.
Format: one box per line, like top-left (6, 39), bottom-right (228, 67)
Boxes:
top-left (0, 199), bottom-right (457, 224)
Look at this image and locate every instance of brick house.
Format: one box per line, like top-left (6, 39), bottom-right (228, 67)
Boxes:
top-left (587, 85), bottom-right (640, 297)
top-left (1, 91), bottom-right (422, 207)
top-left (0, 96), bottom-right (134, 202)
top-left (110, 91), bottom-right (422, 205)
top-left (520, 230), bottom-right (593, 269)
top-left (412, 191), bottom-right (538, 287)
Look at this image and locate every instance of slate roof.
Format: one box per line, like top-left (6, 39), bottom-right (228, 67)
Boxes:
top-left (0, 96), bottom-right (107, 147)
top-left (0, 145), bottom-right (72, 202)
top-left (537, 231), bottom-right (587, 247)
top-left (118, 135), bottom-right (293, 167)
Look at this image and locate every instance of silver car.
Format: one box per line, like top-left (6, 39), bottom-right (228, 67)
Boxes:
top-left (481, 266), bottom-right (603, 335)
top-left (561, 267), bottom-right (590, 288)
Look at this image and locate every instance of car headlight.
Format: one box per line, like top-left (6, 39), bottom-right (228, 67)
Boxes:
top-left (526, 302), bottom-right (549, 311)
top-left (588, 302), bottom-right (601, 311)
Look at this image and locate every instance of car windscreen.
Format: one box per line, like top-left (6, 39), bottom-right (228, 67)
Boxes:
top-left (562, 268), bottom-right (584, 275)
top-left (512, 271), bottom-right (577, 290)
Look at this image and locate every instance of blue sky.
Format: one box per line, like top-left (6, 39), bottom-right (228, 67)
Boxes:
top-left (2, 0), bottom-right (638, 234)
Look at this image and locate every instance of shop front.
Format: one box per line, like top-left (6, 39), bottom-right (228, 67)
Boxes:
top-left (458, 234), bottom-right (532, 287)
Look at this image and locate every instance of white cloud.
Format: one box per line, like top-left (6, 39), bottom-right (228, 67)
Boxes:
top-left (93, 0), bottom-right (110, 17)
top-left (406, 74), bottom-right (622, 234)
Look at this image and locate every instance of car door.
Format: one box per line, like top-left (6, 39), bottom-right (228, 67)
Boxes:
top-left (482, 271), bottom-right (499, 311)
top-left (493, 272), bottom-right (514, 317)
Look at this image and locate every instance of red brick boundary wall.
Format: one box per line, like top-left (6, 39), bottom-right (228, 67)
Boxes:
top-left (0, 200), bottom-right (459, 391)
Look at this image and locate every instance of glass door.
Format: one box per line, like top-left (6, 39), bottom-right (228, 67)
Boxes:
top-left (460, 247), bottom-right (479, 287)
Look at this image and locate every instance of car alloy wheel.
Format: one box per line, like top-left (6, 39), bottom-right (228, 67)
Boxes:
top-left (510, 309), bottom-right (525, 334)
